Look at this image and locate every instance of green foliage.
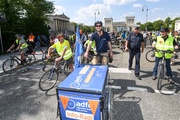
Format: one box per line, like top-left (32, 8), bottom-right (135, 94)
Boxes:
top-left (0, 0), bottom-right (54, 53)
top-left (136, 17), bottom-right (180, 31)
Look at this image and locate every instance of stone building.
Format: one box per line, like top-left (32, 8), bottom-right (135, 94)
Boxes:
top-left (104, 16), bottom-right (135, 32)
top-left (175, 20), bottom-right (180, 31)
top-left (46, 13), bottom-right (75, 33)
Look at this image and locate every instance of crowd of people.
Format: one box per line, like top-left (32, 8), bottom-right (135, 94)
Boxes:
top-left (6, 21), bottom-right (180, 82)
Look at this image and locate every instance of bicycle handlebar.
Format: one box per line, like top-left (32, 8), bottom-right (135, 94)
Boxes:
top-left (155, 49), bottom-right (173, 54)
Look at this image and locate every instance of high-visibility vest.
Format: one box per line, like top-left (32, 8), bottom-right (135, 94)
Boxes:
top-left (175, 36), bottom-right (180, 42)
top-left (152, 34), bottom-right (157, 40)
top-left (28, 35), bottom-right (35, 42)
top-left (85, 40), bottom-right (96, 52)
top-left (53, 40), bottom-right (73, 60)
top-left (16, 39), bottom-right (28, 49)
top-left (155, 36), bottom-right (174, 59)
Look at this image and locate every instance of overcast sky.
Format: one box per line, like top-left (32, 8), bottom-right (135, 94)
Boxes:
top-left (48, 0), bottom-right (180, 25)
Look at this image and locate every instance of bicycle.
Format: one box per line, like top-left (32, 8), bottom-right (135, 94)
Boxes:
top-left (42, 51), bottom-right (59, 71)
top-left (119, 39), bottom-right (126, 52)
top-left (2, 50), bottom-right (36, 74)
top-left (39, 59), bottom-right (71, 91)
top-left (160, 80), bottom-right (179, 95)
top-left (156, 50), bottom-right (173, 90)
top-left (146, 48), bottom-right (179, 63)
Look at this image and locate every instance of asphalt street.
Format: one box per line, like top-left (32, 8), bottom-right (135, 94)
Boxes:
top-left (0, 45), bottom-right (179, 120)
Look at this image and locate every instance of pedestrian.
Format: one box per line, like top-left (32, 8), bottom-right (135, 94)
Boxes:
top-left (33, 32), bottom-right (43, 54)
top-left (152, 28), bottom-right (179, 81)
top-left (84, 21), bottom-right (113, 65)
top-left (125, 26), bottom-right (145, 80)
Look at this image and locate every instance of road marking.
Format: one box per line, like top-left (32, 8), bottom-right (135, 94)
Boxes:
top-left (127, 87), bottom-right (148, 92)
top-left (109, 68), bottom-right (132, 73)
top-left (18, 77), bottom-right (40, 82)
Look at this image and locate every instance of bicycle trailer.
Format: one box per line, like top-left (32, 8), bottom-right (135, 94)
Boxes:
top-left (56, 65), bottom-right (110, 120)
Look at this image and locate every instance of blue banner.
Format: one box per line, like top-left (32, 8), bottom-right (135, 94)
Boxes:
top-left (74, 25), bottom-right (84, 69)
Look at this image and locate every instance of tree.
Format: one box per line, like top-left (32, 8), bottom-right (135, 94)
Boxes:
top-left (153, 20), bottom-right (164, 31)
top-left (0, 0), bottom-right (54, 53)
top-left (164, 17), bottom-right (171, 28)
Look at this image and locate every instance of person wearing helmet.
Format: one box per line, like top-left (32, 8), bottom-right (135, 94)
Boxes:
top-left (7, 34), bottom-right (29, 65)
top-left (152, 28), bottom-right (179, 81)
top-left (46, 33), bottom-right (74, 72)
top-left (125, 26), bottom-right (145, 80)
top-left (84, 21), bottom-right (113, 65)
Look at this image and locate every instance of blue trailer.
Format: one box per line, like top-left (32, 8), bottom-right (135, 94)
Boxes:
top-left (56, 65), bottom-right (113, 120)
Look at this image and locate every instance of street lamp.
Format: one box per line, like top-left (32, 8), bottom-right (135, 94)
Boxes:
top-left (94, 10), bottom-right (100, 22)
top-left (142, 5), bottom-right (148, 31)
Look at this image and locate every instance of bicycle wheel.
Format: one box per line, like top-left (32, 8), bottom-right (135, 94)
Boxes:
top-left (39, 68), bottom-right (58, 91)
top-left (26, 54), bottom-right (36, 64)
top-left (63, 62), bottom-right (71, 76)
top-left (103, 88), bottom-right (113, 120)
top-left (119, 42), bottom-right (125, 52)
top-left (2, 59), bottom-right (19, 74)
top-left (157, 64), bottom-right (164, 90)
top-left (145, 49), bottom-right (155, 62)
top-left (107, 88), bottom-right (113, 120)
top-left (160, 83), bottom-right (179, 95)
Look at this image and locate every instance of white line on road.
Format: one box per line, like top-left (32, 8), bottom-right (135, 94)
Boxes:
top-left (109, 68), bottom-right (132, 73)
top-left (18, 77), bottom-right (40, 82)
top-left (127, 86), bottom-right (148, 92)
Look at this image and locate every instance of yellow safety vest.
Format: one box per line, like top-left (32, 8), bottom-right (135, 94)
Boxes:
top-left (85, 40), bottom-right (96, 52)
top-left (16, 39), bottom-right (28, 49)
top-left (152, 34), bottom-right (157, 40)
top-left (175, 36), bottom-right (180, 42)
top-left (51, 40), bottom-right (73, 60)
top-left (155, 36), bottom-right (174, 59)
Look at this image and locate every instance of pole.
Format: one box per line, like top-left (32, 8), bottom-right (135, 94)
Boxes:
top-left (146, 8), bottom-right (148, 31)
top-left (142, 5), bottom-right (148, 31)
top-left (0, 26), bottom-right (4, 54)
top-left (94, 13), bottom-right (96, 22)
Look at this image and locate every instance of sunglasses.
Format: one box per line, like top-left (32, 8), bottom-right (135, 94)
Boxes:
top-left (96, 25), bottom-right (102, 27)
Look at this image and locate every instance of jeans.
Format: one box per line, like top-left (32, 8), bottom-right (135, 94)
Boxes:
top-left (128, 49), bottom-right (141, 75)
top-left (153, 57), bottom-right (172, 77)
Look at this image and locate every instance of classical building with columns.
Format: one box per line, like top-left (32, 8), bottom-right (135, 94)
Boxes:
top-left (47, 13), bottom-right (75, 33)
top-left (104, 16), bottom-right (135, 32)
top-left (175, 20), bottom-right (180, 31)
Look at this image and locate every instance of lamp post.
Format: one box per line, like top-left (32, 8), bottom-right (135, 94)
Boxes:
top-left (94, 10), bottom-right (100, 22)
top-left (142, 5), bottom-right (148, 31)
top-left (0, 13), bottom-right (6, 54)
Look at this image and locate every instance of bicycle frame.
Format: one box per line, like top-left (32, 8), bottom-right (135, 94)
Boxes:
top-left (157, 50), bottom-right (173, 90)
top-left (9, 51), bottom-right (22, 63)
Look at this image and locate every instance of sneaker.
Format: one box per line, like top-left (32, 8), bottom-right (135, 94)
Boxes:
top-left (152, 76), bottom-right (157, 80)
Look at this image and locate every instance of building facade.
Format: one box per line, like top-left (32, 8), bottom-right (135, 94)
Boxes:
top-left (104, 16), bottom-right (135, 32)
top-left (175, 20), bottom-right (180, 31)
top-left (47, 13), bottom-right (75, 33)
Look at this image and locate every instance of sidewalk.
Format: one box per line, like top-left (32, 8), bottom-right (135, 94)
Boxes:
top-left (0, 47), bottom-right (47, 74)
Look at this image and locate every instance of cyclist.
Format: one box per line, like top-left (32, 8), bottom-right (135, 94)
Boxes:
top-left (152, 28), bottom-right (179, 81)
top-left (7, 34), bottom-right (32, 65)
top-left (46, 33), bottom-right (74, 72)
top-left (84, 35), bottom-right (97, 55)
top-left (84, 21), bottom-right (113, 65)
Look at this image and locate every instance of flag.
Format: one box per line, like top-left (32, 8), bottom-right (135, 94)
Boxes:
top-left (74, 25), bottom-right (84, 69)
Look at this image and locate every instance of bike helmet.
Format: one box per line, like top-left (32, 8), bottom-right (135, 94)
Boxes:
top-left (94, 21), bottom-right (103, 26)
top-left (160, 28), bottom-right (169, 32)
